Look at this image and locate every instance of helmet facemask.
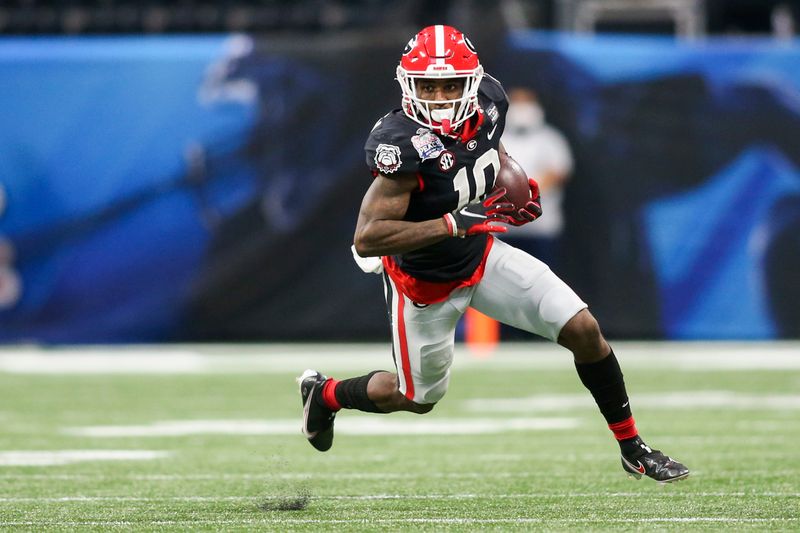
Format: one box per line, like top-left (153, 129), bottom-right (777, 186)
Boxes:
top-left (397, 65), bottom-right (484, 135)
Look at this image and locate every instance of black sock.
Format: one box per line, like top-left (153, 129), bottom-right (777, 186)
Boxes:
top-left (333, 370), bottom-right (385, 413)
top-left (575, 349), bottom-right (632, 425)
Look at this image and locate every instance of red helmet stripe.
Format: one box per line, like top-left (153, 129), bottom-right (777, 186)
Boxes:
top-left (434, 24), bottom-right (445, 65)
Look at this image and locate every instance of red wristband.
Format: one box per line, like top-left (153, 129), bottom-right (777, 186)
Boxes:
top-left (443, 213), bottom-right (457, 237)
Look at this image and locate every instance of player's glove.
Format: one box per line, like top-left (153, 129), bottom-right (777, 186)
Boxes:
top-left (443, 188), bottom-right (514, 238)
top-left (505, 178), bottom-right (543, 226)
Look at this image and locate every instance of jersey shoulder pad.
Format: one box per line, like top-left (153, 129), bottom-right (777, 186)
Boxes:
top-left (364, 111), bottom-right (422, 176)
top-left (479, 74), bottom-right (509, 122)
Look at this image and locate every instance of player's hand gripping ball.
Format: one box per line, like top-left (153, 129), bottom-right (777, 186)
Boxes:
top-left (493, 154), bottom-right (543, 225)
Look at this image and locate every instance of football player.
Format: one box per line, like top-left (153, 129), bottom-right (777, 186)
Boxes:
top-left (299, 25), bottom-right (689, 483)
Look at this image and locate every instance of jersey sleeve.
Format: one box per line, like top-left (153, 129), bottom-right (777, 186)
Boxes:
top-left (364, 113), bottom-right (422, 177)
top-left (479, 74), bottom-right (510, 141)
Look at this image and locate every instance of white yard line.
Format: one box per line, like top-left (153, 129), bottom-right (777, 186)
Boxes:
top-left (0, 492), bottom-right (798, 503)
top-left (0, 518), bottom-right (797, 526)
top-left (0, 467), bottom-right (794, 481)
top-left (465, 391), bottom-right (800, 412)
top-left (0, 341), bottom-right (798, 374)
top-left (0, 450), bottom-right (170, 466)
top-left (62, 417), bottom-right (579, 437)
top-left (0, 472), bottom-right (592, 481)
top-left (256, 518), bottom-right (800, 525)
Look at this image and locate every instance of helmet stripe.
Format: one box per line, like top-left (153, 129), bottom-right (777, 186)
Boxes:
top-left (434, 24), bottom-right (445, 65)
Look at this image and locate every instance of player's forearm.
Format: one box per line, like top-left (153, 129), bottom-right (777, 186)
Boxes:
top-left (353, 218), bottom-right (450, 257)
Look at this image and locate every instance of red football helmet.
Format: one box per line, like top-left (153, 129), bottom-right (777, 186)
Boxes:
top-left (396, 25), bottom-right (484, 135)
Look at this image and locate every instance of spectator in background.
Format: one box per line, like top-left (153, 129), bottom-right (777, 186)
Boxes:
top-left (501, 87), bottom-right (573, 268)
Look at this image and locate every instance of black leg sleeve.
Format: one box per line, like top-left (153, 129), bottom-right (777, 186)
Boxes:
top-left (574, 349), bottom-right (632, 424)
top-left (334, 370), bottom-right (386, 413)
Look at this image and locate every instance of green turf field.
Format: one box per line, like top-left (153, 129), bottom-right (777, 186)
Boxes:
top-left (0, 342), bottom-right (798, 531)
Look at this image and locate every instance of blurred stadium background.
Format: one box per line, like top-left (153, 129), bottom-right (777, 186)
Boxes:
top-left (1, 0), bottom-right (799, 343)
top-left (1, 1), bottom-right (800, 529)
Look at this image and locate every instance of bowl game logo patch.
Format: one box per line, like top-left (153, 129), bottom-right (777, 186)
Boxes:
top-left (375, 144), bottom-right (402, 174)
top-left (486, 103), bottom-right (499, 124)
top-left (412, 128), bottom-right (445, 161)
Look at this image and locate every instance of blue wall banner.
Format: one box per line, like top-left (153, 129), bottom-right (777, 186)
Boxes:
top-left (1, 32), bottom-right (798, 342)
top-left (0, 36), bottom-right (259, 341)
top-left (498, 32), bottom-right (800, 339)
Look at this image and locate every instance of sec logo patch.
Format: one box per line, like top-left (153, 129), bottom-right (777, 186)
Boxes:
top-left (438, 151), bottom-right (455, 172)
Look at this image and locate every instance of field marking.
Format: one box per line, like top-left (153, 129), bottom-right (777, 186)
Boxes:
top-left (465, 391), bottom-right (800, 412)
top-left (0, 450), bottom-right (170, 466)
top-left (0, 518), bottom-right (797, 526)
top-left (0, 468), bottom-right (795, 481)
top-left (254, 518), bottom-right (800, 525)
top-left (1, 341), bottom-right (799, 374)
top-left (1, 492), bottom-right (798, 503)
top-left (322, 492), bottom-right (800, 499)
top-left (63, 417), bottom-right (579, 437)
top-left (0, 351), bottom-right (207, 374)
top-left (0, 472), bottom-right (607, 481)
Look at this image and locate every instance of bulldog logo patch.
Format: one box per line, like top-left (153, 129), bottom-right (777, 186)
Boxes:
top-left (374, 144), bottom-right (402, 174)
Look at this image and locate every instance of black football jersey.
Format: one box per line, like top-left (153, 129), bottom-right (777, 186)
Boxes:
top-left (364, 75), bottom-right (509, 282)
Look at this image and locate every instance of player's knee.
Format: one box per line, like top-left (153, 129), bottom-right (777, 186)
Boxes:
top-left (561, 308), bottom-right (601, 341)
top-left (558, 309), bottom-right (606, 357)
top-left (368, 371), bottom-right (400, 398)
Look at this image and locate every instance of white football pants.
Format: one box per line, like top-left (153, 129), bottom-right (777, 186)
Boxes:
top-left (382, 238), bottom-right (587, 404)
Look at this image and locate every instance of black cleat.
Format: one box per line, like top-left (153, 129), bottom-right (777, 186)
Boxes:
top-left (621, 437), bottom-right (690, 483)
top-left (297, 369), bottom-right (336, 452)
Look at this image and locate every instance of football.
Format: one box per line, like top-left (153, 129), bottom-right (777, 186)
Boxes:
top-left (493, 153), bottom-right (531, 217)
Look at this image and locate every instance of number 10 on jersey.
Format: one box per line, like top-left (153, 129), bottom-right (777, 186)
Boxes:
top-left (452, 148), bottom-right (500, 209)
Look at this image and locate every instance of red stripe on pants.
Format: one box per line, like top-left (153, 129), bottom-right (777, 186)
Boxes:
top-left (396, 293), bottom-right (415, 401)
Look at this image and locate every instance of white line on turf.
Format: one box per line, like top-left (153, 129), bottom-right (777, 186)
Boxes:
top-left (0, 492), bottom-right (798, 503)
top-left (0, 468), bottom-right (795, 481)
top-left (465, 391), bottom-right (800, 412)
top-left (0, 518), bottom-right (797, 526)
top-left (0, 351), bottom-right (206, 374)
top-left (0, 450), bottom-right (170, 466)
top-left (0, 472), bottom-right (601, 481)
top-left (62, 417), bottom-right (579, 437)
top-left (1, 341), bottom-right (799, 374)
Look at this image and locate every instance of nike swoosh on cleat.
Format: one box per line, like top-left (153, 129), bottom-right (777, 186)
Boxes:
top-left (302, 393), bottom-right (319, 439)
top-left (299, 371), bottom-right (320, 439)
top-left (621, 455), bottom-right (646, 475)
